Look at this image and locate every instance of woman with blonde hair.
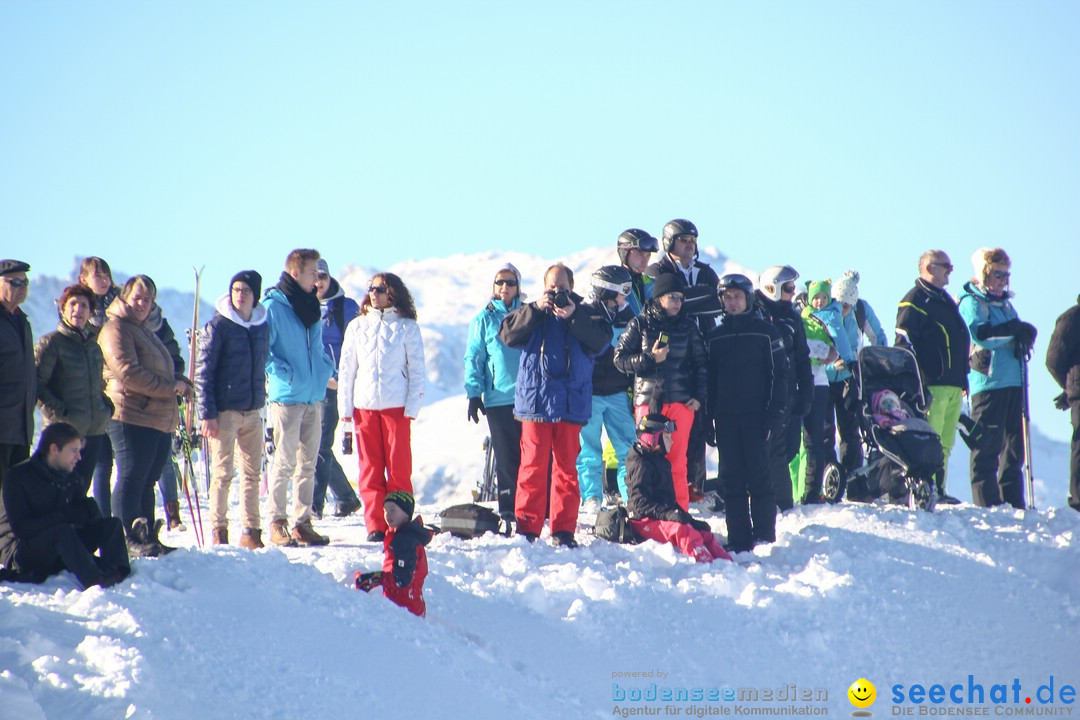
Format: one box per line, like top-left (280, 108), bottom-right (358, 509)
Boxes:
top-left (958, 248), bottom-right (1037, 508)
top-left (98, 275), bottom-right (193, 556)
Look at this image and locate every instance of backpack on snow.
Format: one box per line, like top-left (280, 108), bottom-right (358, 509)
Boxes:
top-left (437, 503), bottom-right (504, 539)
top-left (592, 506), bottom-right (643, 545)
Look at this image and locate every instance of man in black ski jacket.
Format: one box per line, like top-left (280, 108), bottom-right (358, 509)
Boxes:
top-left (0, 259), bottom-right (35, 488)
top-left (1046, 295), bottom-right (1080, 511)
top-left (894, 250), bottom-right (971, 504)
top-left (706, 274), bottom-right (788, 553)
top-left (0, 423), bottom-right (130, 589)
top-left (645, 219), bottom-right (720, 501)
top-left (756, 266), bottom-right (814, 511)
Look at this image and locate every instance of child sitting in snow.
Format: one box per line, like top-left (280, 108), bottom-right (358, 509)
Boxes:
top-left (871, 389), bottom-right (909, 429)
top-left (625, 414), bottom-right (731, 563)
top-left (354, 491), bottom-right (432, 617)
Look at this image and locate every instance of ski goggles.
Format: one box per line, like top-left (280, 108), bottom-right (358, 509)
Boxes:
top-left (638, 416), bottom-right (677, 434)
top-left (592, 278), bottom-right (632, 296)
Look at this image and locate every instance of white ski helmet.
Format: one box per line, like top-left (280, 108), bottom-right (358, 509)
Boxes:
top-left (757, 265), bottom-right (800, 301)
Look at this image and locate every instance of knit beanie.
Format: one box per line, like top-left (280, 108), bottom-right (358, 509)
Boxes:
top-left (831, 270), bottom-right (859, 306)
top-left (806, 279), bottom-right (831, 303)
top-left (384, 491), bottom-right (415, 518)
top-left (651, 273), bottom-right (684, 300)
top-left (230, 270), bottom-right (263, 299)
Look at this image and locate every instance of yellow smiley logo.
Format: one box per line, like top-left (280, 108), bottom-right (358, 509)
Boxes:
top-left (848, 679), bottom-right (876, 709)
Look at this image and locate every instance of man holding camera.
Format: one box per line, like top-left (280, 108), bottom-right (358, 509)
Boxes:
top-left (499, 263), bottom-right (610, 547)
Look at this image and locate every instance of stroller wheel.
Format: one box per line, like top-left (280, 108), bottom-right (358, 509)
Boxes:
top-left (906, 477), bottom-right (936, 512)
top-left (821, 463), bottom-right (846, 504)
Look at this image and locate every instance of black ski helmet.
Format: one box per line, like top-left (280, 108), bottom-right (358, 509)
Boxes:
top-left (590, 265), bottom-right (633, 303)
top-left (661, 219), bottom-right (699, 255)
top-left (717, 273), bottom-right (755, 312)
top-left (617, 229), bottom-right (659, 266)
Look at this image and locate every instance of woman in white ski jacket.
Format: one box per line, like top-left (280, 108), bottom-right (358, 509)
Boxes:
top-left (338, 272), bottom-right (425, 540)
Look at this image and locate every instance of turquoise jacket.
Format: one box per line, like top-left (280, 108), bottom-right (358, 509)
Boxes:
top-left (464, 297), bottom-right (523, 408)
top-left (814, 301), bottom-right (857, 383)
top-left (263, 287), bottom-right (335, 404)
top-left (958, 281), bottom-right (1022, 394)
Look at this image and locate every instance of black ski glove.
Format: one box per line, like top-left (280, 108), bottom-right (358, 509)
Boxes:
top-left (689, 518), bottom-right (712, 533)
top-left (467, 396), bottom-right (486, 424)
top-left (1054, 392), bottom-right (1070, 411)
top-left (354, 571), bottom-right (383, 592)
top-left (1013, 322), bottom-right (1037, 360)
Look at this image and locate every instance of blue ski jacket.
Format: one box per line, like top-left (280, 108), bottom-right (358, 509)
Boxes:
top-left (958, 281), bottom-right (1022, 395)
top-left (464, 297), bottom-right (523, 408)
top-left (263, 287), bottom-right (335, 405)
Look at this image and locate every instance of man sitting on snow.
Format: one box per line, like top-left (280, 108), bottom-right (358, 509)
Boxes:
top-left (0, 422), bottom-right (131, 589)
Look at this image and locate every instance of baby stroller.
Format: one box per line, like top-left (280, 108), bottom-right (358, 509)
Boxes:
top-left (821, 346), bottom-right (942, 511)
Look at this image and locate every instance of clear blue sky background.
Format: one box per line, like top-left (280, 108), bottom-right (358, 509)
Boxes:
top-left (2, 1), bottom-right (1078, 440)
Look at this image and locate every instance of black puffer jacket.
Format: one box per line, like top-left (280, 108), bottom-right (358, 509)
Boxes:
top-left (614, 301), bottom-right (707, 410)
top-left (35, 320), bottom-right (114, 436)
top-left (0, 456), bottom-right (102, 566)
top-left (195, 295), bottom-right (270, 420)
top-left (625, 443), bottom-right (693, 523)
top-left (756, 292), bottom-right (814, 417)
top-left (582, 300), bottom-right (634, 397)
top-left (705, 309), bottom-right (788, 427)
top-left (1046, 296), bottom-right (1080, 401)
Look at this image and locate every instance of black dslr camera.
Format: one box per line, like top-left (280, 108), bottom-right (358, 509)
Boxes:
top-left (546, 289), bottom-right (571, 310)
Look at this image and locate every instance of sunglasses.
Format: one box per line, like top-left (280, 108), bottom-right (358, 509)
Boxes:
top-left (3, 278), bottom-right (29, 288)
top-left (991, 270), bottom-right (1011, 281)
top-left (493, 279), bottom-right (518, 287)
top-left (781, 282), bottom-right (796, 294)
top-left (931, 262), bottom-right (955, 272)
top-left (663, 293), bottom-right (685, 302)
top-left (674, 235), bottom-right (697, 243)
top-left (368, 285), bottom-right (388, 294)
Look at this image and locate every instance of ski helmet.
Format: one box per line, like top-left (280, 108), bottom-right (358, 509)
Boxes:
top-left (617, 229), bottom-right (659, 266)
top-left (758, 265), bottom-right (800, 301)
top-left (661, 219), bottom-right (698, 254)
top-left (590, 265), bottom-right (633, 303)
top-left (717, 273), bottom-right (755, 312)
top-left (636, 412), bottom-right (676, 450)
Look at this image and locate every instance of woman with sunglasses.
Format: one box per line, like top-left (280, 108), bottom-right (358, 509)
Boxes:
top-left (338, 273), bottom-right (425, 542)
top-left (958, 248), bottom-right (1037, 508)
top-left (614, 273), bottom-right (708, 512)
top-left (463, 264), bottom-right (524, 525)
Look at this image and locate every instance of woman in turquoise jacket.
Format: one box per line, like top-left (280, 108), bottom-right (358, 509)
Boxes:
top-left (958, 248), bottom-right (1036, 508)
top-left (464, 263), bottom-right (524, 520)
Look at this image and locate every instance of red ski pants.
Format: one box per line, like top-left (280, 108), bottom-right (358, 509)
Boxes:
top-left (515, 421), bottom-right (581, 536)
top-left (354, 407), bottom-right (413, 534)
top-left (630, 518), bottom-right (732, 563)
top-left (635, 402), bottom-right (694, 511)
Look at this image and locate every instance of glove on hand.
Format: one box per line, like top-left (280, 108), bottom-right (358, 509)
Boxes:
top-left (354, 571), bottom-right (383, 592)
top-left (1054, 392), bottom-right (1070, 411)
top-left (467, 396), bottom-right (486, 424)
top-left (689, 518), bottom-right (712, 533)
top-left (1013, 322), bottom-right (1037, 360)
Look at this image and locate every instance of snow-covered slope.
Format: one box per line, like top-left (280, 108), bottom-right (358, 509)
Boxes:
top-left (5, 248), bottom-right (1077, 720)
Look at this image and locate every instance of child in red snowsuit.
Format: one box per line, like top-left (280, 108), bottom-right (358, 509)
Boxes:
top-left (626, 414), bottom-right (731, 563)
top-left (354, 491), bottom-right (431, 616)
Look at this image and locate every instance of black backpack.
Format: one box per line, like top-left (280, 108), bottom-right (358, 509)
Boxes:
top-left (592, 506), bottom-right (643, 544)
top-left (437, 503), bottom-right (504, 539)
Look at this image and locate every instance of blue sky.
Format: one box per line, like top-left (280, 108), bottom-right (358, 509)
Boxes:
top-left (2, 1), bottom-right (1078, 441)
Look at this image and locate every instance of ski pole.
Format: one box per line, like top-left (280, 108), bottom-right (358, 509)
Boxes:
top-left (1020, 358), bottom-right (1036, 510)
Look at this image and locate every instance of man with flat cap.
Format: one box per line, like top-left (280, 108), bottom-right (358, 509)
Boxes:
top-left (0, 260), bottom-right (35, 487)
